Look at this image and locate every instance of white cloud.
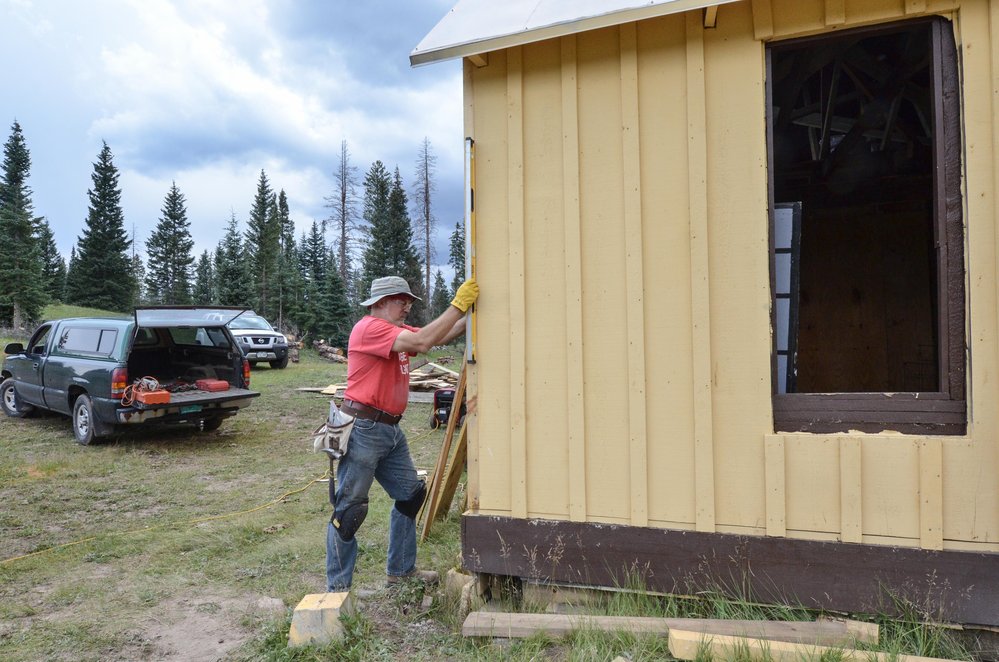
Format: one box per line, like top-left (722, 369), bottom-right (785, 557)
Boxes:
top-left (1, 0), bottom-right (465, 266)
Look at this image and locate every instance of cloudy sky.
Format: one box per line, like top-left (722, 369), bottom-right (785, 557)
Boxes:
top-left (0, 0), bottom-right (464, 279)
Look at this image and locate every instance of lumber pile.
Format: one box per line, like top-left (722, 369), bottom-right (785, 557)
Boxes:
top-left (408, 362), bottom-right (459, 391)
top-left (313, 340), bottom-right (347, 363)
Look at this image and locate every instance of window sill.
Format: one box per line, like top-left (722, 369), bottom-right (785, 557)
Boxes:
top-left (773, 392), bottom-right (966, 436)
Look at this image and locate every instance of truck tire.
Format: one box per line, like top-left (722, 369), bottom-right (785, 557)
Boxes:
top-left (72, 395), bottom-right (103, 445)
top-left (199, 417), bottom-right (224, 432)
top-left (269, 356), bottom-right (289, 369)
top-left (1, 378), bottom-right (34, 418)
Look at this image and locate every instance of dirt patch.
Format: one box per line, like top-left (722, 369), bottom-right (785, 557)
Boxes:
top-left (132, 590), bottom-right (286, 661)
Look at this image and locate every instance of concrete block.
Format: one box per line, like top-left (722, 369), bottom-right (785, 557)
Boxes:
top-left (287, 592), bottom-right (354, 648)
top-left (445, 568), bottom-right (475, 600)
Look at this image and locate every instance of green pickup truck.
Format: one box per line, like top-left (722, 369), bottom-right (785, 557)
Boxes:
top-left (1, 307), bottom-right (261, 444)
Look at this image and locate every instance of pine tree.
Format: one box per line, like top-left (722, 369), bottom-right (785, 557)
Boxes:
top-left (360, 163), bottom-right (425, 323)
top-left (274, 189), bottom-right (302, 330)
top-left (130, 252), bottom-right (145, 307)
top-left (316, 249), bottom-right (352, 347)
top-left (430, 269), bottom-right (451, 319)
top-left (448, 220), bottom-right (465, 297)
top-left (325, 140), bottom-right (361, 305)
top-left (215, 213), bottom-right (249, 307)
top-left (65, 246), bottom-right (79, 303)
top-left (36, 218), bottom-right (66, 304)
top-left (69, 141), bottom-right (134, 312)
top-left (192, 250), bottom-right (215, 304)
top-left (412, 137), bottom-right (437, 310)
top-left (245, 170), bottom-right (281, 318)
top-left (144, 182), bottom-right (195, 305)
top-left (0, 120), bottom-right (46, 328)
top-left (295, 223), bottom-right (324, 337)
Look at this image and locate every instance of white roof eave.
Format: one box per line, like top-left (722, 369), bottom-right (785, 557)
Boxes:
top-left (411, 0), bottom-right (740, 67)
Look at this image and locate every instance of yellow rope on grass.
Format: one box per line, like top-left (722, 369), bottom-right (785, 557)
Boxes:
top-left (0, 471), bottom-right (329, 567)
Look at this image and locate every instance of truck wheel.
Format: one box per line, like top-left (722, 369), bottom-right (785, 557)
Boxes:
top-left (269, 356), bottom-right (289, 369)
top-left (1, 378), bottom-right (34, 418)
top-left (199, 417), bottom-right (224, 432)
top-left (72, 395), bottom-right (102, 445)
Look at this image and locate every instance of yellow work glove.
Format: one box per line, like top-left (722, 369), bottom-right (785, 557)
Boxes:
top-left (451, 278), bottom-right (479, 313)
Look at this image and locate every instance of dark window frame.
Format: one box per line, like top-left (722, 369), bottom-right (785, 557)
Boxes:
top-left (766, 18), bottom-right (966, 436)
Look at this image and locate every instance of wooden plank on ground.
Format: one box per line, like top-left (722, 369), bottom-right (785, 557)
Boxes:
top-left (669, 629), bottom-right (953, 662)
top-left (434, 421), bottom-right (467, 521)
top-left (462, 612), bottom-right (878, 646)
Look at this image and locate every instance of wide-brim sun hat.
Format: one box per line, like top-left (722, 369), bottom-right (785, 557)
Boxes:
top-left (360, 276), bottom-right (421, 307)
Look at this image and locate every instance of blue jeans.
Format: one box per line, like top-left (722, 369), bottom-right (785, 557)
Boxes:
top-left (325, 417), bottom-right (423, 591)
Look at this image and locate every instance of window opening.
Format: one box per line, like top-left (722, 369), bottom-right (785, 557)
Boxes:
top-left (767, 18), bottom-right (965, 434)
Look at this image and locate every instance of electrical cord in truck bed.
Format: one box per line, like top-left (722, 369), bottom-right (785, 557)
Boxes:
top-left (120, 376), bottom-right (161, 406)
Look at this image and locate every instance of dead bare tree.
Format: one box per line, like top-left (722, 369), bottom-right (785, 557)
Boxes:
top-left (411, 137), bottom-right (437, 305)
top-left (325, 140), bottom-right (361, 303)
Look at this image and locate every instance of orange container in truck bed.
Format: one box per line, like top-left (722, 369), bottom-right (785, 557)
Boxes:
top-left (135, 389), bottom-right (171, 405)
top-left (196, 379), bottom-right (230, 392)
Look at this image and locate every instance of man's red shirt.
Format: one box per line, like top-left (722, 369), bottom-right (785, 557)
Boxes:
top-left (343, 316), bottom-right (418, 416)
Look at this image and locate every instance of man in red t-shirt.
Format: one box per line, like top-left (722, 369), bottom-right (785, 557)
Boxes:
top-left (326, 275), bottom-right (478, 592)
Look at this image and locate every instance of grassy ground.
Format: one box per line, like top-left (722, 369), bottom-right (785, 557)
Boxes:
top-left (0, 337), bottom-right (481, 661)
top-left (0, 309), bottom-right (978, 661)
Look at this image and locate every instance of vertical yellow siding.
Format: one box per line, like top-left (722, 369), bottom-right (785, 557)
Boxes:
top-left (522, 40), bottom-right (570, 516)
top-left (702, 2), bottom-right (774, 530)
top-left (685, 10), bottom-right (718, 534)
top-left (469, 50), bottom-right (512, 513)
top-left (620, 23), bottom-right (650, 528)
top-left (636, 15), bottom-right (698, 527)
top-left (561, 35), bottom-right (588, 523)
top-left (764, 436), bottom-right (786, 536)
top-left (464, 0), bottom-right (999, 552)
top-left (952, 0), bottom-right (999, 544)
top-left (506, 47), bottom-right (528, 519)
top-left (839, 438), bottom-right (863, 543)
top-left (919, 440), bottom-right (944, 550)
top-left (577, 27), bottom-right (632, 522)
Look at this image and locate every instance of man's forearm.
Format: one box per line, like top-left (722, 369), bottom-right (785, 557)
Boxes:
top-left (442, 314), bottom-right (467, 344)
top-left (410, 306), bottom-right (463, 352)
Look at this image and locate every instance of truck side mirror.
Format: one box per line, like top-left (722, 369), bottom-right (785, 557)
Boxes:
top-left (4, 342), bottom-right (25, 355)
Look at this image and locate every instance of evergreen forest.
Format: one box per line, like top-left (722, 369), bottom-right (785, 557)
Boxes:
top-left (0, 122), bottom-right (466, 348)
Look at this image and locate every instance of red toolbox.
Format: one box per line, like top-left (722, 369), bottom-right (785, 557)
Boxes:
top-left (135, 389), bottom-right (171, 405)
top-left (196, 379), bottom-right (230, 392)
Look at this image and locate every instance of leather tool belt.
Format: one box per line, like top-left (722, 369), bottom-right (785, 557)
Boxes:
top-left (341, 399), bottom-right (403, 425)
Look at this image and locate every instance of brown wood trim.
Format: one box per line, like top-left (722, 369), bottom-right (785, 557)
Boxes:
top-left (463, 515), bottom-right (999, 627)
top-left (774, 393), bottom-right (967, 434)
top-left (939, 20), bottom-right (965, 401)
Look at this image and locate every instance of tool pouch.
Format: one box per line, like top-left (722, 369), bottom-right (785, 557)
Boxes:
top-left (312, 401), bottom-right (355, 459)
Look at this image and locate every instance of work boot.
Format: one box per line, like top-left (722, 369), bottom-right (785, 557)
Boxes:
top-left (386, 569), bottom-right (439, 587)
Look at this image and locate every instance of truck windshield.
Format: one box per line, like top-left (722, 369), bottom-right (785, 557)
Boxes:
top-left (228, 316), bottom-right (273, 331)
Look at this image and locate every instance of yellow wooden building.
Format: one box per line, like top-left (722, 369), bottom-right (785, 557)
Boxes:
top-left (413, 0), bottom-right (997, 625)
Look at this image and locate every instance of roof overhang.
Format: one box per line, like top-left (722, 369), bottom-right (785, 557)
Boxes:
top-left (411, 0), bottom-right (740, 67)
